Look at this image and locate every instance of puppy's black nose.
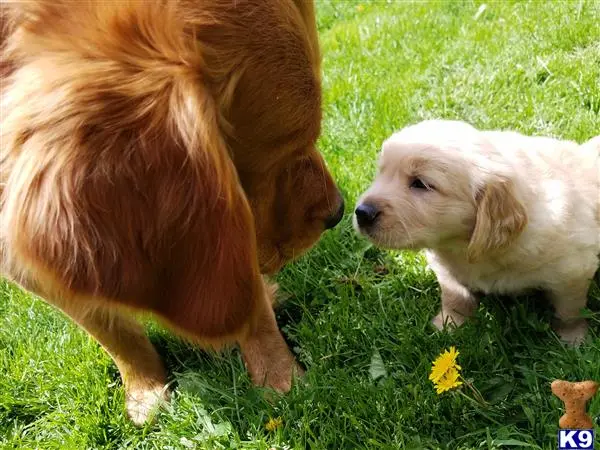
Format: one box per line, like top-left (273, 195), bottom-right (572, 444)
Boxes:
top-left (325, 197), bottom-right (345, 230)
top-left (355, 203), bottom-right (380, 227)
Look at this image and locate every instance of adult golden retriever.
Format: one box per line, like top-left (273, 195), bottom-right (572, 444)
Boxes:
top-left (1, 0), bottom-right (344, 424)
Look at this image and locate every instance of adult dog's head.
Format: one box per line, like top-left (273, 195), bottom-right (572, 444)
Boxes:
top-left (194, 0), bottom-right (344, 274)
top-left (354, 120), bottom-right (527, 260)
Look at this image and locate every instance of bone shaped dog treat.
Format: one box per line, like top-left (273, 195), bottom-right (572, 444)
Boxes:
top-left (551, 380), bottom-right (599, 429)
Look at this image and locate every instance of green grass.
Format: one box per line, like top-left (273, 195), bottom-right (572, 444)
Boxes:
top-left (2, 1), bottom-right (600, 448)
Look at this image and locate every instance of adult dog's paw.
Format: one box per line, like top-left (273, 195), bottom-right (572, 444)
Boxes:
top-left (125, 383), bottom-right (170, 426)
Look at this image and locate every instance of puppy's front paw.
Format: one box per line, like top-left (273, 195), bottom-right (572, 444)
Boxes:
top-left (125, 383), bottom-right (170, 426)
top-left (553, 318), bottom-right (588, 347)
top-left (432, 310), bottom-right (466, 331)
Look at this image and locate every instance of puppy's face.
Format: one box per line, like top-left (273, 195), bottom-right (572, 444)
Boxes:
top-left (354, 132), bottom-right (478, 250)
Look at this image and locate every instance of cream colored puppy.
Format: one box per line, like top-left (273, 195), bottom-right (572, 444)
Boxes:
top-left (355, 120), bottom-right (599, 345)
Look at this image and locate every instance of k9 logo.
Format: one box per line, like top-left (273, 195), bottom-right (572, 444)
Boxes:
top-left (558, 429), bottom-right (595, 450)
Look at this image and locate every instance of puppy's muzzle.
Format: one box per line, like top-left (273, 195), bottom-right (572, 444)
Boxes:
top-left (354, 203), bottom-right (380, 228)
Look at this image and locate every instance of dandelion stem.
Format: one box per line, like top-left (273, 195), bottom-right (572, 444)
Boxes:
top-left (455, 389), bottom-right (502, 425)
top-left (459, 376), bottom-right (488, 406)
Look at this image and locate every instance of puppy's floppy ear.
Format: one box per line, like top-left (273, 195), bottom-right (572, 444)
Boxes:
top-left (467, 178), bottom-right (527, 263)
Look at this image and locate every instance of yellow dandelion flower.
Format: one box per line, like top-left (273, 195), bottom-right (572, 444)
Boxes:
top-left (429, 346), bottom-right (461, 384)
top-left (265, 417), bottom-right (283, 432)
top-left (434, 367), bottom-right (463, 394)
top-left (356, 4), bottom-right (365, 12)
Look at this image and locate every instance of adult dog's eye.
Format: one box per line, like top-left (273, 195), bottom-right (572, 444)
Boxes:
top-left (410, 178), bottom-right (432, 190)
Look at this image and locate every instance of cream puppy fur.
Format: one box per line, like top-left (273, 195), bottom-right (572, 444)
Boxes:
top-left (354, 120), bottom-right (599, 345)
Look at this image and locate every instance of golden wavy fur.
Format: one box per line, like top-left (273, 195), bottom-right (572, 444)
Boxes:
top-left (1, 0), bottom-right (343, 424)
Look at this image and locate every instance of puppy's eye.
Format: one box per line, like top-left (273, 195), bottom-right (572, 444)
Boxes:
top-left (410, 178), bottom-right (432, 190)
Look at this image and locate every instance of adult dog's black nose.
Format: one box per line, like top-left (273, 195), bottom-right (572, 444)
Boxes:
top-left (325, 197), bottom-right (345, 230)
top-left (355, 203), bottom-right (380, 227)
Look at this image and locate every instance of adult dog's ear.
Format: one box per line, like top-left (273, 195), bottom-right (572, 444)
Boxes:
top-left (467, 178), bottom-right (528, 263)
top-left (160, 76), bottom-right (265, 343)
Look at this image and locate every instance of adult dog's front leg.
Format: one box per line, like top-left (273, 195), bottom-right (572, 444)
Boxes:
top-left (239, 280), bottom-right (302, 393)
top-left (51, 297), bottom-right (169, 425)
